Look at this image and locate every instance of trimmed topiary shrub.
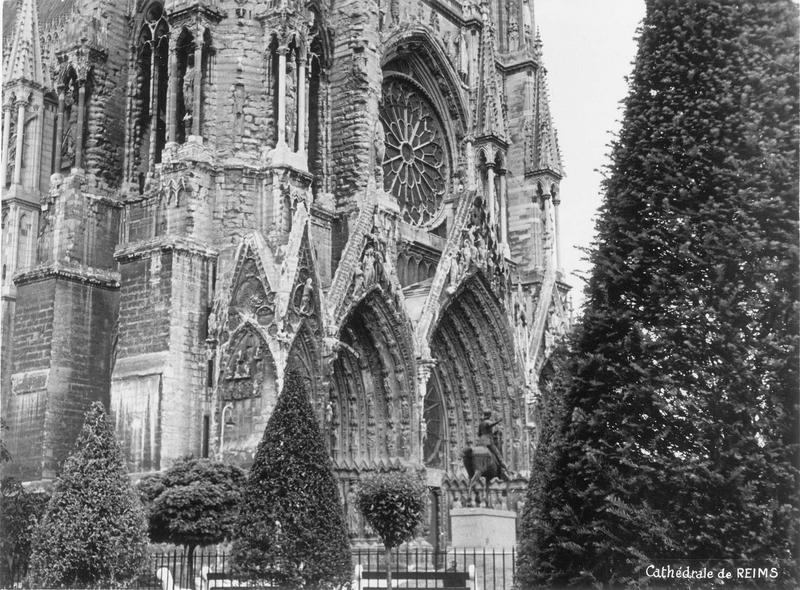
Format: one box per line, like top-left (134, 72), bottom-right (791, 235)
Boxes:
top-left (357, 470), bottom-right (426, 589)
top-left (28, 401), bottom-right (148, 588)
top-left (139, 457), bottom-right (246, 588)
top-left (232, 371), bottom-right (351, 589)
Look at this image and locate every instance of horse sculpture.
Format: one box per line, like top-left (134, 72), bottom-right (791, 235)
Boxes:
top-left (462, 446), bottom-right (509, 508)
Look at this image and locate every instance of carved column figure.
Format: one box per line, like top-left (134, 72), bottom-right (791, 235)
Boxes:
top-left (1, 97), bottom-right (13, 186)
top-left (167, 31), bottom-right (179, 143)
top-left (75, 79), bottom-right (87, 169)
top-left (498, 168), bottom-right (508, 248)
top-left (148, 39), bottom-right (160, 169)
top-left (54, 86), bottom-right (65, 169)
top-left (296, 44), bottom-right (307, 154)
top-left (276, 43), bottom-right (288, 146)
top-left (485, 161), bottom-right (496, 225)
top-left (192, 32), bottom-right (203, 137)
top-left (12, 96), bottom-right (27, 184)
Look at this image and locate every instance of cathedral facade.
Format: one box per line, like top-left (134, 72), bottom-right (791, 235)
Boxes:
top-left (1, 0), bottom-right (570, 546)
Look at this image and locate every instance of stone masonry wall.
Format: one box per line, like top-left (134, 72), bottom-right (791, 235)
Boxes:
top-left (83, 0), bottom-right (131, 189)
top-left (160, 249), bottom-right (212, 463)
top-left (7, 274), bottom-right (118, 479)
top-left (116, 252), bottom-right (172, 360)
top-left (203, 1), bottom-right (275, 163)
top-left (329, 0), bottom-right (382, 209)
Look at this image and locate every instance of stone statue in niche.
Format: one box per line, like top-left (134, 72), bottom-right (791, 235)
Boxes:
top-left (446, 250), bottom-right (460, 294)
top-left (400, 396), bottom-right (410, 424)
top-left (346, 487), bottom-right (361, 536)
top-left (457, 30), bottom-right (470, 82)
top-left (232, 84), bottom-right (245, 138)
top-left (294, 276), bottom-right (314, 315)
top-left (522, 0), bottom-right (533, 38)
top-left (183, 61), bottom-right (195, 132)
top-left (508, 21), bottom-right (519, 50)
top-left (5, 127), bottom-right (15, 181)
top-left (285, 50), bottom-right (297, 149)
top-left (442, 32), bottom-right (453, 63)
top-left (352, 261), bottom-right (364, 294)
top-left (61, 88), bottom-right (76, 167)
top-left (366, 395), bottom-right (375, 426)
top-left (372, 120), bottom-right (385, 184)
top-left (361, 245), bottom-right (377, 287)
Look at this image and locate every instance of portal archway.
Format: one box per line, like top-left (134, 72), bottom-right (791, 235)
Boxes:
top-left (330, 289), bottom-right (416, 464)
top-left (427, 273), bottom-right (524, 474)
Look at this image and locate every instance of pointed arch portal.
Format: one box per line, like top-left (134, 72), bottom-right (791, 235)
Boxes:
top-left (330, 289), bottom-right (416, 465)
top-left (426, 274), bottom-right (525, 474)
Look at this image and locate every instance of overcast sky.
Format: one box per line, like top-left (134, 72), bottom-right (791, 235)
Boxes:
top-left (535, 0), bottom-right (646, 308)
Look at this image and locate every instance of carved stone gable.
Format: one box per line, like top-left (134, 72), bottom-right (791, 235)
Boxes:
top-left (228, 257), bottom-right (276, 331)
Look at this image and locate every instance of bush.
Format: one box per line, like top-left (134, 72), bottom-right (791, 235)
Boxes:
top-left (139, 457), bottom-right (246, 588)
top-left (357, 470), bottom-right (426, 588)
top-left (232, 371), bottom-right (351, 589)
top-left (0, 477), bottom-right (49, 586)
top-left (27, 402), bottom-right (148, 588)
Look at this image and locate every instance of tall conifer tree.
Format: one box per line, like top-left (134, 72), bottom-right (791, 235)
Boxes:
top-left (517, 1), bottom-right (799, 587)
top-left (28, 402), bottom-right (147, 587)
top-left (232, 371), bottom-right (351, 589)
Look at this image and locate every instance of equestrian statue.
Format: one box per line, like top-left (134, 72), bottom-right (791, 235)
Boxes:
top-left (462, 411), bottom-right (509, 507)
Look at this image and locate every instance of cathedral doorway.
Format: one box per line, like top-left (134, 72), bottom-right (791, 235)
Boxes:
top-left (329, 290), bottom-right (416, 466)
top-left (428, 274), bottom-right (523, 475)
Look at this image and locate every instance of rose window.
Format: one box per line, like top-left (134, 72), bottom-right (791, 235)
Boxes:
top-left (380, 77), bottom-right (449, 226)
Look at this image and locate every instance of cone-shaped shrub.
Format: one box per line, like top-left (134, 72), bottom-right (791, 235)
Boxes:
top-left (232, 371), bottom-right (351, 589)
top-left (28, 402), bottom-right (147, 587)
top-left (516, 1), bottom-right (799, 587)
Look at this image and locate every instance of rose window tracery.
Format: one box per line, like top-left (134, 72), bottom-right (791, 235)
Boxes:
top-left (380, 77), bottom-right (449, 226)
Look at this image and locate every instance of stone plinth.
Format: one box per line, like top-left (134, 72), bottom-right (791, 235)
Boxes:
top-left (450, 508), bottom-right (517, 549)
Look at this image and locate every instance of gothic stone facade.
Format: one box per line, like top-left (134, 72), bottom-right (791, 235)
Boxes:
top-left (1, 0), bottom-right (570, 544)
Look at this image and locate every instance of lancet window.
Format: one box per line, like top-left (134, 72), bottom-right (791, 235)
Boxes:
top-left (132, 3), bottom-right (169, 190)
top-left (170, 26), bottom-right (212, 144)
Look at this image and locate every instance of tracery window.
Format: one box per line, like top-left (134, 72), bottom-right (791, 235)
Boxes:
top-left (423, 385), bottom-right (445, 468)
top-left (132, 2), bottom-right (169, 190)
top-left (380, 76), bottom-right (449, 226)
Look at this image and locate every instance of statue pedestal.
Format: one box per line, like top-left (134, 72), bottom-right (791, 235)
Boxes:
top-left (450, 508), bottom-right (517, 549)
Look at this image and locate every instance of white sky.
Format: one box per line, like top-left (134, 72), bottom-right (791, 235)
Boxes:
top-left (535, 0), bottom-right (646, 308)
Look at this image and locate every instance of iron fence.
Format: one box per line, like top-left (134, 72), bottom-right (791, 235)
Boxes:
top-left (8, 546), bottom-right (517, 589)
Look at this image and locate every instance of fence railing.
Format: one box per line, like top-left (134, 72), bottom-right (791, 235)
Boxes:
top-left (10, 546), bottom-right (516, 589)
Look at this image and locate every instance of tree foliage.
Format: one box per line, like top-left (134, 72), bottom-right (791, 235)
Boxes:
top-left (357, 470), bottom-right (426, 589)
top-left (139, 457), bottom-right (245, 588)
top-left (139, 457), bottom-right (245, 548)
top-left (231, 371), bottom-right (351, 589)
top-left (28, 402), bottom-right (148, 588)
top-left (517, 1), bottom-right (799, 587)
top-left (356, 470), bottom-right (426, 551)
top-left (0, 477), bottom-right (49, 586)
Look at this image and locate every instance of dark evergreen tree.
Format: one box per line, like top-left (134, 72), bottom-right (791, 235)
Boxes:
top-left (139, 458), bottom-right (246, 588)
top-left (27, 402), bottom-right (148, 587)
top-left (0, 477), bottom-right (49, 586)
top-left (231, 371), bottom-right (351, 589)
top-left (517, 1), bottom-right (799, 587)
